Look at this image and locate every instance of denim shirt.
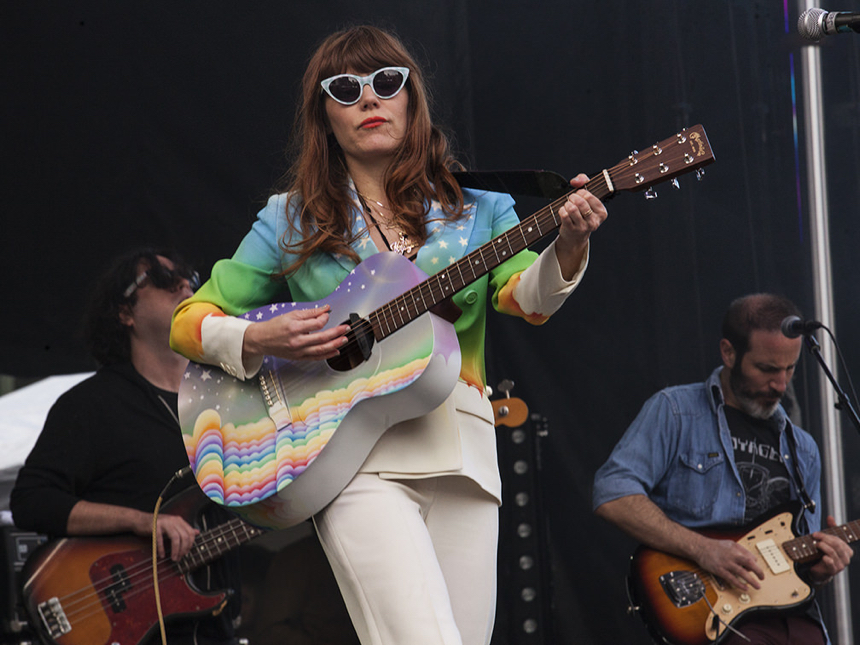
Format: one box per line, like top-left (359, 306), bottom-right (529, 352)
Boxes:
top-left (592, 367), bottom-right (823, 532)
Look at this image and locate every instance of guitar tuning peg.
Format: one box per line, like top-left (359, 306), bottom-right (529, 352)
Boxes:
top-left (497, 378), bottom-right (515, 398)
top-left (671, 178), bottom-right (680, 190)
top-left (644, 187), bottom-right (658, 200)
top-left (696, 168), bottom-right (705, 181)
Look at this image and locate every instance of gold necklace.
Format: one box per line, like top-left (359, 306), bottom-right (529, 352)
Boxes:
top-left (356, 191), bottom-right (390, 210)
top-left (361, 200), bottom-right (416, 256)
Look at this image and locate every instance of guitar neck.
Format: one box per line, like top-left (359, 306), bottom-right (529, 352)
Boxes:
top-left (783, 518), bottom-right (860, 564)
top-left (369, 173), bottom-right (612, 342)
top-left (367, 125), bottom-right (714, 341)
top-left (178, 518), bottom-right (265, 574)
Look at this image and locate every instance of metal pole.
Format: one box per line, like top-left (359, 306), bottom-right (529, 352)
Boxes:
top-left (797, 3), bottom-right (852, 642)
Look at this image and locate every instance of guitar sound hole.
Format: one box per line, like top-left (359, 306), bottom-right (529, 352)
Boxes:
top-left (327, 315), bottom-right (374, 372)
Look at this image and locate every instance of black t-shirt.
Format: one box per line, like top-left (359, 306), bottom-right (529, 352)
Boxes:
top-left (10, 362), bottom-right (240, 644)
top-left (723, 405), bottom-right (792, 522)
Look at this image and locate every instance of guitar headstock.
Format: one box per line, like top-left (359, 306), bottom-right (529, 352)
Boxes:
top-left (492, 397), bottom-right (529, 428)
top-left (607, 124), bottom-right (715, 194)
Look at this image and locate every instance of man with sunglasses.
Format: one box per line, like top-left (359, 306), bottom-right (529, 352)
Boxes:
top-left (11, 248), bottom-right (241, 645)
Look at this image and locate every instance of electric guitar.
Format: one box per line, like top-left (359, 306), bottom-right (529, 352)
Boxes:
top-left (179, 126), bottom-right (716, 530)
top-left (627, 504), bottom-right (860, 645)
top-left (20, 486), bottom-right (265, 645)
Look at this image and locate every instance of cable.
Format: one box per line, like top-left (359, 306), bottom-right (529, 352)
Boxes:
top-left (152, 466), bottom-right (193, 645)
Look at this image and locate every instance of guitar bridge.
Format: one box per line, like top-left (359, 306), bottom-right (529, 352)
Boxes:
top-left (659, 570), bottom-right (706, 608)
top-left (37, 597), bottom-right (71, 639)
top-left (259, 366), bottom-right (293, 431)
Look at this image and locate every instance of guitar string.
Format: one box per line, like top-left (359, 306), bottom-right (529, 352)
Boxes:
top-left (50, 522), bottom-right (257, 628)
top-left (42, 520), bottom-right (260, 628)
top-left (271, 184), bottom-right (589, 377)
top-left (264, 155), bottom-right (684, 405)
top-left (50, 521), bottom-right (254, 620)
top-left (257, 157), bottom-right (694, 438)
top-left (275, 135), bottom-right (707, 366)
top-left (261, 169), bottom-right (622, 399)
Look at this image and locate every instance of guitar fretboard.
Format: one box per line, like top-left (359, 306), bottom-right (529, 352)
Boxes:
top-left (783, 519), bottom-right (860, 564)
top-left (178, 518), bottom-right (265, 573)
top-left (369, 174), bottom-right (614, 341)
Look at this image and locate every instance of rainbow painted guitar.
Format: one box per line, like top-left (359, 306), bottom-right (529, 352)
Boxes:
top-left (179, 126), bottom-right (716, 529)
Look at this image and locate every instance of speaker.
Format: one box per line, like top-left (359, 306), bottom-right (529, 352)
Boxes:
top-left (0, 526), bottom-right (47, 643)
top-left (493, 402), bottom-right (554, 645)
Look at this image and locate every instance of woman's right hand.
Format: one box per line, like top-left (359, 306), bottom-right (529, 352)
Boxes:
top-left (242, 305), bottom-right (350, 361)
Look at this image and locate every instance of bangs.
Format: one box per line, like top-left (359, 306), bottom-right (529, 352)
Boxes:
top-left (315, 28), bottom-right (414, 80)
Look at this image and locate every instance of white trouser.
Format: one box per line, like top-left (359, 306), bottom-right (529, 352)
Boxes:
top-left (313, 473), bottom-right (499, 645)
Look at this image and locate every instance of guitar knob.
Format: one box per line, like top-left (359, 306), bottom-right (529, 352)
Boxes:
top-left (644, 187), bottom-right (658, 200)
top-left (721, 603), bottom-right (733, 614)
top-left (739, 593), bottom-right (751, 603)
top-left (696, 168), bottom-right (706, 180)
top-left (671, 178), bottom-right (680, 190)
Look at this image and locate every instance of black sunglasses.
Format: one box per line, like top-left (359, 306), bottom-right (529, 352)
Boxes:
top-left (123, 263), bottom-right (200, 298)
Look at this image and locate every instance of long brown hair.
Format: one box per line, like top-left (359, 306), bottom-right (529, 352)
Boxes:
top-left (279, 25), bottom-right (467, 275)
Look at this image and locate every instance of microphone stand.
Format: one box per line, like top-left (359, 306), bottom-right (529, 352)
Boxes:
top-left (803, 332), bottom-right (860, 435)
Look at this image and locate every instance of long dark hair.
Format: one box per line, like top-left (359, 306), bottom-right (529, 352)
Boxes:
top-left (278, 25), bottom-right (467, 275)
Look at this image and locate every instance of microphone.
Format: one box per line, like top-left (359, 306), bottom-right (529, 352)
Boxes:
top-left (781, 315), bottom-right (823, 338)
top-left (798, 8), bottom-right (860, 40)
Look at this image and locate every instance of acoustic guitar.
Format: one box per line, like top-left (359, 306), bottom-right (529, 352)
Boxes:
top-left (178, 126), bottom-right (716, 529)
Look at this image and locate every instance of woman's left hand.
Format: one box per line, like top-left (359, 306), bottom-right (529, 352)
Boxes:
top-left (554, 173), bottom-right (608, 280)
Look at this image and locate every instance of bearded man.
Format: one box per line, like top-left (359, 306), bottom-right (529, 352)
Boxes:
top-left (592, 293), bottom-right (854, 645)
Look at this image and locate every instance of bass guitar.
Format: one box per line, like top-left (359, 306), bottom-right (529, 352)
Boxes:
top-left (627, 503), bottom-right (860, 645)
top-left (179, 126), bottom-right (716, 529)
top-left (21, 486), bottom-right (265, 645)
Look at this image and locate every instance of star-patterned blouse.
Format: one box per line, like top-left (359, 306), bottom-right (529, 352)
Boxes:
top-left (170, 186), bottom-right (584, 391)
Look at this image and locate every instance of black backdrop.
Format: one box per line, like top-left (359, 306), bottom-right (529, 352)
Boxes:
top-left (3, 2), bottom-right (860, 643)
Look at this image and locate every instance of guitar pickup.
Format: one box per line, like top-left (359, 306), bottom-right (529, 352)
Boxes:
top-left (659, 570), bottom-right (706, 608)
top-left (756, 539), bottom-right (791, 574)
top-left (37, 597), bottom-right (71, 639)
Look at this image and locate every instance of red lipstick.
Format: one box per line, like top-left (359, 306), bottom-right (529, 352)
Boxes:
top-left (360, 117), bottom-right (386, 128)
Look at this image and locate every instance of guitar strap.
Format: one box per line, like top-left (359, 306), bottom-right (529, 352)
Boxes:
top-left (358, 170), bottom-right (571, 259)
top-left (452, 169), bottom-right (572, 199)
top-left (784, 422), bottom-right (817, 530)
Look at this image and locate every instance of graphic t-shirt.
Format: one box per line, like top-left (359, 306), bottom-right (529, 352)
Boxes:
top-left (724, 406), bottom-right (792, 522)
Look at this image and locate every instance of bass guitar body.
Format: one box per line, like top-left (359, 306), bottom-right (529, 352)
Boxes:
top-left (20, 486), bottom-right (259, 645)
top-left (180, 252), bottom-right (461, 529)
top-left (23, 537), bottom-right (225, 645)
